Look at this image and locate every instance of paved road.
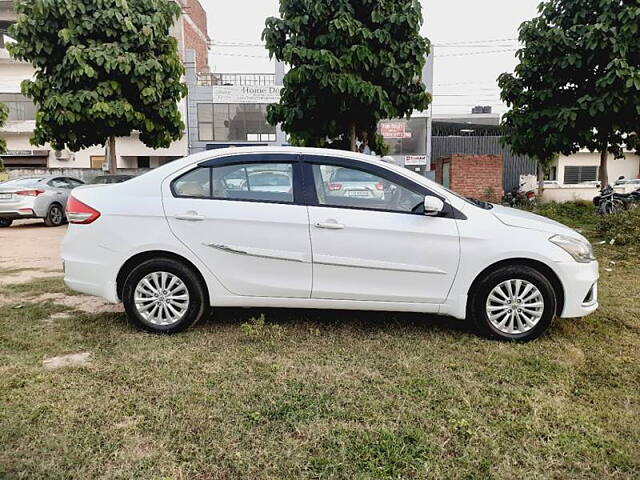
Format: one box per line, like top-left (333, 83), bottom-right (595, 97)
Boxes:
top-left (0, 220), bottom-right (67, 281)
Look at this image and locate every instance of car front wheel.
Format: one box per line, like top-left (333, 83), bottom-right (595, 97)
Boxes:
top-left (468, 265), bottom-right (556, 341)
top-left (122, 258), bottom-right (208, 334)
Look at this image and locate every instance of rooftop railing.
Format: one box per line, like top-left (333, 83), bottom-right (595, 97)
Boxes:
top-left (197, 73), bottom-right (276, 87)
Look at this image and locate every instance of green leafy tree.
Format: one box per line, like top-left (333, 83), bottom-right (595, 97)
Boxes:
top-left (498, 0), bottom-right (640, 186)
top-left (0, 102), bottom-right (7, 156)
top-left (263, 0), bottom-right (431, 154)
top-left (8, 0), bottom-right (187, 173)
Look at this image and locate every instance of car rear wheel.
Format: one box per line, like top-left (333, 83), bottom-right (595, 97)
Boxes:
top-left (0, 218), bottom-right (13, 227)
top-left (468, 265), bottom-right (556, 341)
top-left (44, 203), bottom-right (65, 227)
top-left (122, 258), bottom-right (208, 334)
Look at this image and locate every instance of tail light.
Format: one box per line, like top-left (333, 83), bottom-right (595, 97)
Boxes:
top-left (66, 195), bottom-right (100, 224)
top-left (328, 183), bottom-right (342, 191)
top-left (526, 191), bottom-right (536, 199)
top-left (16, 189), bottom-right (45, 197)
top-left (375, 182), bottom-right (384, 191)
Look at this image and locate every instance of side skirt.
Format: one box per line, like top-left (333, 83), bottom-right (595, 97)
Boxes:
top-left (212, 296), bottom-right (441, 314)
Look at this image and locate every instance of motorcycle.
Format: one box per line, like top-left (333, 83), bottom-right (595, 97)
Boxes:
top-left (593, 185), bottom-right (640, 215)
top-left (503, 184), bottom-right (537, 207)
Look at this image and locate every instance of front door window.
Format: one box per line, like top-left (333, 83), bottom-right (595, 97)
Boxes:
top-left (311, 164), bottom-right (424, 213)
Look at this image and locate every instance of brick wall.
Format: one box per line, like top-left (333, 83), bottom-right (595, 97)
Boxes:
top-left (432, 154), bottom-right (504, 201)
top-left (182, 0), bottom-right (209, 73)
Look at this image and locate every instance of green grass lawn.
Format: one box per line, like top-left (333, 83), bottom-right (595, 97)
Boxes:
top-left (1, 212), bottom-right (639, 478)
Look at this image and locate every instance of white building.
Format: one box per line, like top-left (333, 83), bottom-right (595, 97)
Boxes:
top-left (541, 150), bottom-right (640, 202)
top-left (0, 0), bottom-right (209, 172)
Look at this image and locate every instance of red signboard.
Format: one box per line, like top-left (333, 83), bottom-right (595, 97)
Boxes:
top-left (380, 122), bottom-right (412, 139)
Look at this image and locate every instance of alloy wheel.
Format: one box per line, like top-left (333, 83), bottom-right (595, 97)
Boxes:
top-left (50, 206), bottom-right (63, 225)
top-left (134, 272), bottom-right (190, 326)
top-left (485, 279), bottom-right (545, 335)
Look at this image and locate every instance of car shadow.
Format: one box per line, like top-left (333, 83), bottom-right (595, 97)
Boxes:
top-left (7, 220), bottom-right (53, 229)
top-left (206, 307), bottom-right (474, 336)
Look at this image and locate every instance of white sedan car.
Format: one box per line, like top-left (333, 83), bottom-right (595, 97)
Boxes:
top-left (62, 147), bottom-right (599, 341)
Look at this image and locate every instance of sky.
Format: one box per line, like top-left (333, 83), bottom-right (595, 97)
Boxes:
top-left (202, 0), bottom-right (542, 115)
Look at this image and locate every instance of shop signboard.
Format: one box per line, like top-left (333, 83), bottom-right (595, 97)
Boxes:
top-left (380, 122), bottom-right (412, 139)
top-left (212, 85), bottom-right (283, 104)
top-left (404, 155), bottom-right (428, 166)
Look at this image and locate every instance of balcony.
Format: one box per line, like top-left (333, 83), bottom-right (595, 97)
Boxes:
top-left (197, 73), bottom-right (275, 87)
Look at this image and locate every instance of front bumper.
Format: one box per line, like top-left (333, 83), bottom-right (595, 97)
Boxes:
top-left (555, 260), bottom-right (599, 318)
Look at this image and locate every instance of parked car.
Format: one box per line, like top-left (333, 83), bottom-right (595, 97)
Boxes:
top-left (90, 175), bottom-right (134, 185)
top-left (62, 147), bottom-right (599, 341)
top-left (614, 178), bottom-right (640, 186)
top-left (242, 170), bottom-right (292, 193)
top-left (325, 166), bottom-right (385, 199)
top-left (0, 176), bottom-right (84, 227)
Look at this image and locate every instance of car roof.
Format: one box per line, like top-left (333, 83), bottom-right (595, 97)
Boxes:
top-left (108, 146), bottom-right (462, 210)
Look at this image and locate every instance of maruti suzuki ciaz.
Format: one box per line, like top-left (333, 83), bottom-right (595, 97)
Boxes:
top-left (62, 147), bottom-right (599, 341)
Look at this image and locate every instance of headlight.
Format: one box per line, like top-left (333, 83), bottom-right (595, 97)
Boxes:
top-left (549, 235), bottom-right (596, 263)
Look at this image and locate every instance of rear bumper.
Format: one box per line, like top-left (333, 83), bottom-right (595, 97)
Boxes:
top-left (63, 257), bottom-right (120, 303)
top-left (555, 260), bottom-right (599, 318)
top-left (0, 210), bottom-right (38, 220)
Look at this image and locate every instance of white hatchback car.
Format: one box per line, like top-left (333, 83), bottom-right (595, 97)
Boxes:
top-left (62, 147), bottom-right (599, 341)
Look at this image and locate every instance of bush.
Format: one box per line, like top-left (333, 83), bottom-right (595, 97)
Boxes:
top-left (527, 201), bottom-right (598, 230)
top-left (596, 208), bottom-right (640, 245)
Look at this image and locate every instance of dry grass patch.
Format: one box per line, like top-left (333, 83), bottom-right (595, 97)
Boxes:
top-left (0, 244), bottom-right (639, 479)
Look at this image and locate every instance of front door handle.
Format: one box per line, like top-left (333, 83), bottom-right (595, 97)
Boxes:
top-left (315, 221), bottom-right (345, 230)
top-left (176, 212), bottom-right (205, 222)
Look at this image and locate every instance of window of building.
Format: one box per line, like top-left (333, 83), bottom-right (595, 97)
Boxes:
top-left (138, 156), bottom-right (150, 168)
top-left (198, 103), bottom-right (276, 142)
top-left (90, 156), bottom-right (105, 169)
top-left (545, 166), bottom-right (558, 181)
top-left (563, 166), bottom-right (598, 184)
top-left (0, 93), bottom-right (37, 121)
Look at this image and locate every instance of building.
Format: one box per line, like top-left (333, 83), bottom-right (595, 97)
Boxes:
top-left (185, 52), bottom-right (435, 178)
top-left (184, 54), bottom-right (286, 154)
top-left (0, 0), bottom-right (209, 171)
top-left (541, 151), bottom-right (640, 202)
top-left (431, 111), bottom-right (537, 194)
top-left (377, 53), bottom-right (434, 177)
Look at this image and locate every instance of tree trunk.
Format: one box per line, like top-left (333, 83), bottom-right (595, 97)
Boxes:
top-left (537, 163), bottom-right (545, 200)
top-left (107, 136), bottom-right (117, 174)
top-left (599, 149), bottom-right (609, 187)
top-left (350, 124), bottom-right (357, 152)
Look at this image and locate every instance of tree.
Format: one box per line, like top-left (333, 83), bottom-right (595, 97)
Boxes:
top-left (0, 102), bottom-right (7, 156)
top-left (8, 0), bottom-right (187, 173)
top-left (498, 0), bottom-right (640, 186)
top-left (263, 0), bottom-right (431, 154)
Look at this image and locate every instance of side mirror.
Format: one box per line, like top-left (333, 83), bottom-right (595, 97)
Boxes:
top-left (423, 195), bottom-right (445, 217)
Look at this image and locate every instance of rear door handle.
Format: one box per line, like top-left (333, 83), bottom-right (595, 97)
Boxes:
top-left (315, 221), bottom-right (345, 230)
top-left (176, 212), bottom-right (205, 222)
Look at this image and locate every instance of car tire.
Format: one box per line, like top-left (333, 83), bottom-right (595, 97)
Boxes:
top-left (468, 265), bottom-right (557, 342)
top-left (0, 218), bottom-right (13, 228)
top-left (44, 203), bottom-right (65, 227)
top-left (122, 258), bottom-right (208, 334)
